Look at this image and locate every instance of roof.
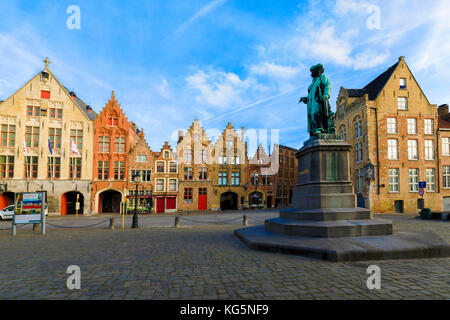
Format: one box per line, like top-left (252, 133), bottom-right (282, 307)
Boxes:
top-left (343, 61), bottom-right (399, 101)
top-left (64, 87), bottom-right (98, 120)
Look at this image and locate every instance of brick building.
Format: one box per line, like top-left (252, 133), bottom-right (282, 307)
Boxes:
top-left (437, 104), bottom-right (450, 211)
top-left (0, 58), bottom-right (96, 215)
top-left (127, 129), bottom-right (154, 213)
top-left (176, 120), bottom-right (213, 212)
top-left (335, 56), bottom-right (447, 213)
top-left (246, 144), bottom-right (275, 208)
top-left (273, 144), bottom-right (298, 207)
top-left (91, 92), bottom-right (139, 214)
top-left (152, 142), bottom-right (178, 213)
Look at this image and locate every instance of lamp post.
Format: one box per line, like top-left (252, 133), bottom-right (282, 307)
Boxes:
top-left (132, 173), bottom-right (141, 229)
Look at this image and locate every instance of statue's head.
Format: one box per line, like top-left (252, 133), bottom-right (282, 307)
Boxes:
top-left (310, 64), bottom-right (324, 78)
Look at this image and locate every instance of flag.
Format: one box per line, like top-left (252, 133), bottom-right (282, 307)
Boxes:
top-left (23, 137), bottom-right (27, 156)
top-left (48, 138), bottom-right (53, 156)
top-left (71, 139), bottom-right (80, 156)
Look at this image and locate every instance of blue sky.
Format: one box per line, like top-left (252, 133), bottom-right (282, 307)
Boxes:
top-left (0, 0), bottom-right (449, 155)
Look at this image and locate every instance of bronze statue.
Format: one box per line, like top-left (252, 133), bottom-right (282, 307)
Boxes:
top-left (300, 64), bottom-right (335, 136)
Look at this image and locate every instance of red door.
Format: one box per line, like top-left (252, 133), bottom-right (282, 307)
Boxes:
top-left (198, 188), bottom-right (207, 210)
top-left (156, 198), bottom-right (165, 214)
top-left (166, 197), bottom-right (176, 210)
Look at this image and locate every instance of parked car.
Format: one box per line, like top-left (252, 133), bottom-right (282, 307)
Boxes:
top-left (0, 204), bottom-right (48, 220)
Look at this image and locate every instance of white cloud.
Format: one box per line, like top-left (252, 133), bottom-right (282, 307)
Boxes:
top-left (250, 62), bottom-right (302, 80)
top-left (158, 77), bottom-right (172, 100)
top-left (175, 0), bottom-right (228, 35)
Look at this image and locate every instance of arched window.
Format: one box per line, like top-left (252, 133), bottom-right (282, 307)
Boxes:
top-left (354, 116), bottom-right (362, 139)
top-left (339, 125), bottom-right (346, 141)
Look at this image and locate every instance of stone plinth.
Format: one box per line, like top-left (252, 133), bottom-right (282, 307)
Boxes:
top-left (235, 134), bottom-right (450, 261)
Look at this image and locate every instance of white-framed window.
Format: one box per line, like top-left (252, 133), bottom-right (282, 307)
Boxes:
top-left (355, 118), bottom-right (362, 139)
top-left (164, 150), bottom-right (170, 158)
top-left (199, 150), bottom-right (208, 163)
top-left (407, 118), bottom-right (417, 135)
top-left (169, 178), bottom-right (177, 191)
top-left (184, 149), bottom-right (192, 162)
top-left (400, 78), bottom-right (406, 89)
top-left (169, 161), bottom-right (177, 173)
top-left (388, 139), bottom-right (398, 160)
top-left (137, 154), bottom-right (147, 162)
top-left (443, 166), bottom-right (450, 189)
top-left (156, 178), bottom-right (165, 191)
top-left (408, 140), bottom-right (418, 160)
top-left (387, 118), bottom-right (397, 134)
top-left (398, 97), bottom-right (408, 110)
top-left (424, 119), bottom-right (434, 135)
top-left (389, 168), bottom-right (399, 193)
top-left (218, 172), bottom-right (228, 185)
top-left (409, 169), bottom-right (419, 192)
top-left (156, 161), bottom-right (165, 173)
top-left (424, 140), bottom-right (434, 160)
top-left (426, 168), bottom-right (435, 192)
top-left (219, 156), bottom-right (228, 165)
top-left (355, 142), bottom-right (363, 163)
top-left (231, 156), bottom-right (240, 165)
top-left (443, 137), bottom-right (450, 156)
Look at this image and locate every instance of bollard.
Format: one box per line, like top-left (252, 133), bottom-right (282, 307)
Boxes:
top-left (33, 223), bottom-right (40, 232)
top-left (187, 209), bottom-right (190, 216)
top-left (243, 215), bottom-right (248, 226)
top-left (174, 216), bottom-right (180, 228)
top-left (109, 218), bottom-right (115, 230)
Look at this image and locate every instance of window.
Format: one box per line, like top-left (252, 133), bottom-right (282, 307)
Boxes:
top-left (184, 149), bottom-right (192, 162)
top-left (388, 169), bottom-right (399, 193)
top-left (356, 168), bottom-right (364, 194)
top-left (25, 156), bottom-right (38, 179)
top-left (199, 150), bottom-right (208, 163)
top-left (400, 78), bottom-right (406, 89)
top-left (219, 156), bottom-right (227, 165)
top-left (115, 137), bottom-right (126, 153)
top-left (1, 124), bottom-right (15, 147)
top-left (164, 150), bottom-right (170, 158)
top-left (443, 138), bottom-right (450, 156)
top-left (408, 140), bottom-right (418, 160)
top-left (231, 172), bottom-right (240, 185)
top-left (231, 156), bottom-right (240, 165)
top-left (169, 162), bottom-right (177, 173)
top-left (387, 118), bottom-right (397, 134)
top-left (49, 128), bottom-right (62, 150)
top-left (251, 173), bottom-right (259, 185)
top-left (425, 119), bottom-right (434, 135)
top-left (69, 158), bottom-right (81, 179)
top-left (262, 174), bottom-right (271, 185)
top-left (98, 136), bottom-right (110, 153)
top-left (425, 140), bottom-right (434, 160)
top-left (169, 179), bottom-right (177, 191)
top-left (199, 167), bottom-right (207, 180)
top-left (184, 188), bottom-right (193, 203)
top-left (137, 154), bottom-right (147, 162)
top-left (226, 140), bottom-right (234, 148)
top-left (0, 156), bottom-right (14, 179)
top-left (26, 126), bottom-right (40, 148)
top-left (47, 157), bottom-right (60, 179)
top-left (70, 130), bottom-right (83, 152)
top-left (156, 161), bottom-right (165, 173)
top-left (388, 139), bottom-right (398, 160)
top-left (355, 118), bottom-right (362, 139)
top-left (340, 128), bottom-right (346, 141)
top-left (426, 168), bottom-right (435, 192)
top-left (27, 106), bottom-right (35, 116)
top-left (194, 134), bottom-right (199, 141)
top-left (409, 169), bottom-right (419, 192)
top-left (97, 161), bottom-right (109, 180)
top-left (141, 170), bottom-right (151, 182)
top-left (40, 91), bottom-right (50, 99)
top-left (49, 108), bottom-right (63, 119)
top-left (107, 117), bottom-right (118, 126)
top-left (407, 118), bottom-right (417, 134)
top-left (156, 179), bottom-right (164, 191)
top-left (114, 161), bottom-right (125, 180)
top-left (398, 97), bottom-right (408, 110)
top-left (444, 166), bottom-right (450, 189)
top-left (218, 172), bottom-right (228, 185)
top-left (184, 167), bottom-right (193, 180)
top-left (355, 142), bottom-right (363, 163)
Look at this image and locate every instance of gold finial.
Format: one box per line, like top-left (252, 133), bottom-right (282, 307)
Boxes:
top-left (43, 57), bottom-right (51, 68)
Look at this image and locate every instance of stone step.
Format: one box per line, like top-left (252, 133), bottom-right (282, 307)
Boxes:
top-left (280, 207), bottom-right (371, 221)
top-left (265, 218), bottom-right (393, 238)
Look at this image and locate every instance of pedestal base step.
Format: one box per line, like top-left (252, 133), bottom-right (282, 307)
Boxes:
top-left (235, 225), bottom-right (450, 262)
top-left (280, 207), bottom-right (371, 221)
top-left (265, 218), bottom-right (393, 238)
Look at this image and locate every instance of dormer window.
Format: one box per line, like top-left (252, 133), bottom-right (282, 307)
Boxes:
top-left (40, 71), bottom-right (49, 82)
top-left (400, 78), bottom-right (406, 89)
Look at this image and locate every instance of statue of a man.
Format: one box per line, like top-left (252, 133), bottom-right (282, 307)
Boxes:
top-left (299, 64), bottom-right (335, 136)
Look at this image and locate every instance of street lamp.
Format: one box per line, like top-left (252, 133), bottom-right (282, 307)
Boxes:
top-left (132, 173), bottom-right (141, 229)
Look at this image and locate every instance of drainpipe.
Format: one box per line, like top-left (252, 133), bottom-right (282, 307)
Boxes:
top-left (437, 128), bottom-right (440, 193)
top-left (370, 107), bottom-right (380, 195)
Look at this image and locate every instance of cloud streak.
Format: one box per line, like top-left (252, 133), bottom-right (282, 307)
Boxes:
top-left (175, 0), bottom-right (228, 35)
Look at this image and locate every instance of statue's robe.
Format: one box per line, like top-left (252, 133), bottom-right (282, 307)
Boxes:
top-left (306, 73), bottom-right (332, 135)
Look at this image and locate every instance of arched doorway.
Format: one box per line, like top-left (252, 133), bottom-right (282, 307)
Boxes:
top-left (220, 192), bottom-right (237, 210)
top-left (61, 192), bottom-right (84, 215)
top-left (249, 191), bottom-right (263, 208)
top-left (99, 190), bottom-right (122, 214)
top-left (357, 196), bottom-right (365, 208)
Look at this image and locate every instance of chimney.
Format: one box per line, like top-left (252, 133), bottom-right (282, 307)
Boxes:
top-left (438, 104), bottom-right (449, 116)
top-left (178, 130), bottom-right (184, 143)
top-left (241, 126), bottom-right (245, 141)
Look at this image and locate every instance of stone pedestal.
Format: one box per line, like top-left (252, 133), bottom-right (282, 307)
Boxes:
top-left (235, 135), bottom-right (450, 261)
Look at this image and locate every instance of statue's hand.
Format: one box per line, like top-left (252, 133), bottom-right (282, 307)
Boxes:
top-left (299, 97), bottom-right (307, 104)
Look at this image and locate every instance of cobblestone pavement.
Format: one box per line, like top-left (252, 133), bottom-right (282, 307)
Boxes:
top-left (0, 213), bottom-right (448, 300)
